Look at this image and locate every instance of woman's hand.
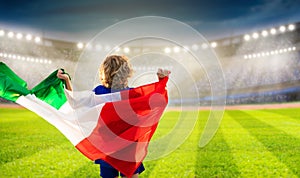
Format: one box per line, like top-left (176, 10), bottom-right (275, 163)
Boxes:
top-left (157, 68), bottom-right (171, 79)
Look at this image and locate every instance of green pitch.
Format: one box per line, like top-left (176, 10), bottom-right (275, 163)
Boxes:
top-left (0, 107), bottom-right (299, 177)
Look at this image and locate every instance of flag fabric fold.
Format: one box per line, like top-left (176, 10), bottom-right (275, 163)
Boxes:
top-left (0, 62), bottom-right (168, 177)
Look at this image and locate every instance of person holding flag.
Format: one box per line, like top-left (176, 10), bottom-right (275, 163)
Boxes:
top-left (0, 54), bottom-right (169, 177)
top-left (57, 55), bottom-right (170, 178)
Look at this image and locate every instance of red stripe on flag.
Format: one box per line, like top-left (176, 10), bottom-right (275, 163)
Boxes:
top-left (75, 77), bottom-right (168, 177)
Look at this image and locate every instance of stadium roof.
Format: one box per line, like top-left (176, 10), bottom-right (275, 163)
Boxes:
top-left (0, 0), bottom-right (300, 42)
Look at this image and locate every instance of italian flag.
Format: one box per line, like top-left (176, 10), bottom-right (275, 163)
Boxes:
top-left (0, 62), bottom-right (168, 177)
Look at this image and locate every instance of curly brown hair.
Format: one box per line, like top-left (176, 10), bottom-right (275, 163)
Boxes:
top-left (100, 55), bottom-right (133, 90)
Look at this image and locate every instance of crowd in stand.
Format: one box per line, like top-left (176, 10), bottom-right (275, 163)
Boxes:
top-left (196, 54), bottom-right (300, 91)
top-left (1, 36), bottom-right (299, 104)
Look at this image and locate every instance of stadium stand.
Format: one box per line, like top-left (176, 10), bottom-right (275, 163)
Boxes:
top-left (0, 22), bottom-right (299, 105)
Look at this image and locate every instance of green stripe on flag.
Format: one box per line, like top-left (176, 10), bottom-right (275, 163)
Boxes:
top-left (0, 62), bottom-right (30, 101)
top-left (0, 62), bottom-right (67, 109)
top-left (0, 62), bottom-right (28, 88)
top-left (31, 70), bottom-right (67, 109)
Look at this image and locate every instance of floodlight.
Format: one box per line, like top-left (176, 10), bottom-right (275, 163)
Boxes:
top-left (244, 55), bottom-right (248, 59)
top-left (210, 42), bottom-right (217, 48)
top-left (0, 53), bottom-right (3, 57)
top-left (7, 31), bottom-right (14, 38)
top-left (173, 46), bottom-right (180, 53)
top-left (252, 32), bottom-right (259, 39)
top-left (34, 36), bottom-right (41, 43)
top-left (77, 42), bottom-right (84, 49)
top-left (164, 47), bottom-right (171, 53)
top-left (279, 26), bottom-right (286, 33)
top-left (261, 30), bottom-right (268, 37)
top-left (288, 24), bottom-right (295, 31)
top-left (270, 28), bottom-right (276, 35)
top-left (16, 33), bottom-right (23, 39)
top-left (292, 46), bottom-right (296, 51)
top-left (0, 30), bottom-right (5, 36)
top-left (123, 47), bottom-right (130, 53)
top-left (26, 34), bottom-right (32, 41)
top-left (244, 34), bottom-right (250, 41)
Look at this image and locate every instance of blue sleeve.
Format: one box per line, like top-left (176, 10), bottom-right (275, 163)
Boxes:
top-left (93, 85), bottom-right (111, 95)
top-left (93, 85), bottom-right (132, 95)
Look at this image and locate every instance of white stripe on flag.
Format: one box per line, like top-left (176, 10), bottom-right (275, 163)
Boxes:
top-left (16, 94), bottom-right (85, 145)
top-left (16, 90), bottom-right (123, 146)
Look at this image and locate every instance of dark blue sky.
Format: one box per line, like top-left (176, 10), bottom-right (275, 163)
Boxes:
top-left (0, 0), bottom-right (299, 42)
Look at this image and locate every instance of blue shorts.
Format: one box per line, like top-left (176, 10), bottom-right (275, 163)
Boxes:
top-left (96, 159), bottom-right (145, 178)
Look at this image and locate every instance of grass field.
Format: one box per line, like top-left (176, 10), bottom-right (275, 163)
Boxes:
top-left (0, 107), bottom-right (300, 177)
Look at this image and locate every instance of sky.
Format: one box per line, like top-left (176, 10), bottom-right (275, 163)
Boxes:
top-left (0, 0), bottom-right (299, 42)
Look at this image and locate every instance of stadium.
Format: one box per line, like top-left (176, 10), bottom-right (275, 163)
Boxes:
top-left (1, 18), bottom-right (300, 177)
top-left (1, 21), bottom-right (299, 105)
